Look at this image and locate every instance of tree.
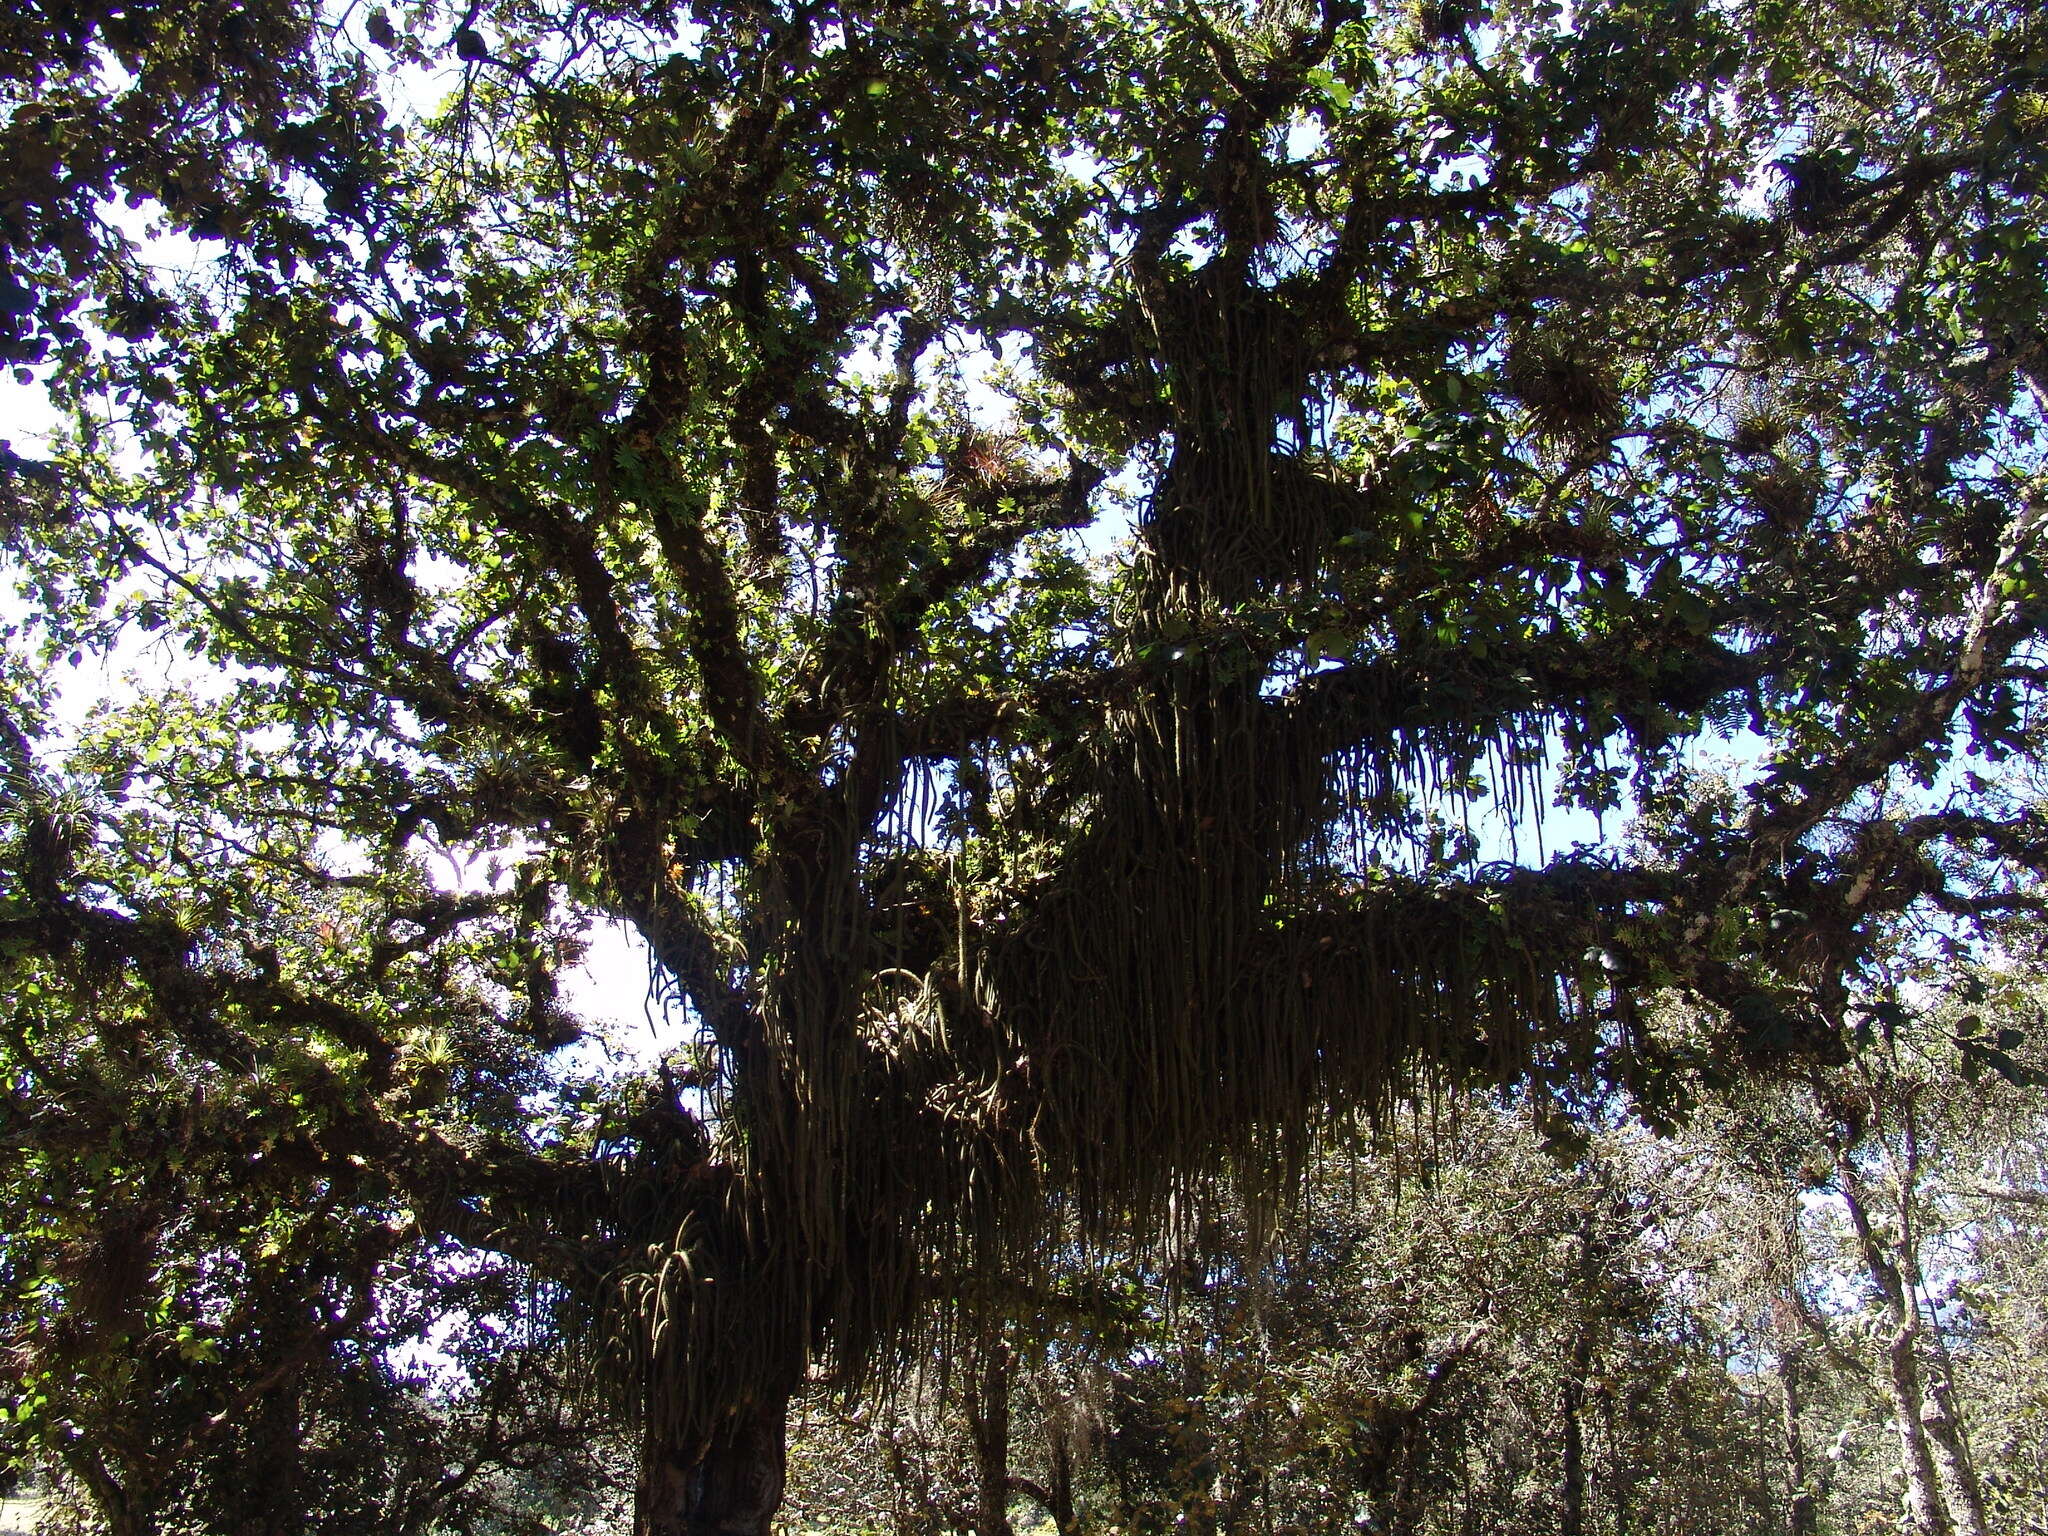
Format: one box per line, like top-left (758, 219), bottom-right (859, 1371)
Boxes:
top-left (1674, 945), bottom-right (2048, 1536)
top-left (0, 702), bottom-right (633, 1534)
top-left (6, 0), bottom-right (2048, 1531)
top-left (780, 1099), bottom-right (1812, 1536)
top-left (777, 995), bottom-right (2048, 1536)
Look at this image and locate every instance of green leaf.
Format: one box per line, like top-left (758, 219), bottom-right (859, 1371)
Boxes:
top-left (1307, 67), bottom-right (1353, 111)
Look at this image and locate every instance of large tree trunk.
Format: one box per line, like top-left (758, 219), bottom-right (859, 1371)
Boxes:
top-left (1044, 1429), bottom-right (1079, 1536)
top-left (1882, 1324), bottom-right (1951, 1536)
top-left (1919, 1374), bottom-right (1988, 1536)
top-left (636, 1395), bottom-right (792, 1536)
top-left (1909, 1287), bottom-right (1987, 1536)
top-left (66, 1444), bottom-right (144, 1536)
top-left (966, 1330), bottom-right (1017, 1536)
top-left (1839, 1174), bottom-right (1950, 1536)
top-left (1027, 1376), bottom-right (1085, 1536)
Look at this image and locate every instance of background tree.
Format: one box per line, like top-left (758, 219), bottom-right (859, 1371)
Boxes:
top-left (1677, 944), bottom-right (2048, 1536)
top-left (775, 1101), bottom-right (1810, 1536)
top-left (775, 990), bottom-right (2048, 1536)
top-left (6, 0), bottom-right (2048, 1532)
top-left (0, 703), bottom-right (634, 1534)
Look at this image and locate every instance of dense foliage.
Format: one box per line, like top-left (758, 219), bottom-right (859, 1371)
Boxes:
top-left (5, 0), bottom-right (2048, 1531)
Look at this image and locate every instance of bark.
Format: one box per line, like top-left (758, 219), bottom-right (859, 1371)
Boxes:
top-left (1919, 1374), bottom-right (1988, 1536)
top-left (1173, 1338), bottom-right (1220, 1536)
top-left (1219, 1462), bottom-right (1267, 1536)
top-left (965, 1330), bottom-right (1016, 1536)
top-left (1045, 1437), bottom-right (1079, 1536)
top-left (1346, 1325), bottom-right (1488, 1536)
top-left (1912, 1273), bottom-right (1988, 1536)
top-left (65, 1444), bottom-right (143, 1536)
top-left (1008, 1475), bottom-right (1078, 1536)
top-left (636, 1395), bottom-right (791, 1536)
top-left (1840, 1172), bottom-right (1950, 1536)
top-left (1777, 1338), bottom-right (1816, 1536)
top-left (1883, 1323), bottom-right (1951, 1536)
top-left (1559, 1326), bottom-right (1594, 1536)
top-left (1033, 1385), bottom-right (1084, 1536)
top-left (1392, 1325), bottom-right (1489, 1536)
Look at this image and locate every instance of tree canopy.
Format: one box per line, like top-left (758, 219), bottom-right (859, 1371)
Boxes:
top-left (4, 0), bottom-right (2048, 1532)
